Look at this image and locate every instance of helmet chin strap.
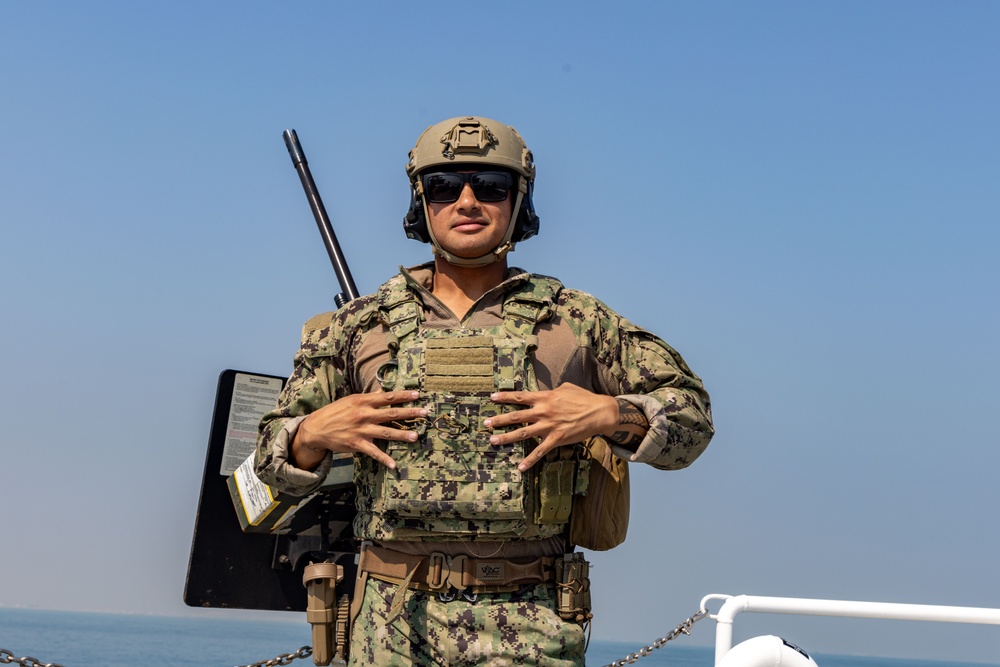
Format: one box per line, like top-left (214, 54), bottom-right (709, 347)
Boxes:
top-left (424, 188), bottom-right (526, 268)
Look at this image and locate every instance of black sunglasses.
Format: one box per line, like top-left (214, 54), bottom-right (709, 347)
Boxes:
top-left (422, 171), bottom-right (513, 203)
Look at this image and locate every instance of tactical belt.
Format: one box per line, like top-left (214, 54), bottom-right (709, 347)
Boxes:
top-left (359, 544), bottom-right (557, 595)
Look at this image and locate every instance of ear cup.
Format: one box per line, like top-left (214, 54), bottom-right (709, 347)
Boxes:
top-left (512, 183), bottom-right (540, 242)
top-left (402, 187), bottom-right (430, 243)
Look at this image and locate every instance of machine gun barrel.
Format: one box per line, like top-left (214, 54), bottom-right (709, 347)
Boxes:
top-left (282, 129), bottom-right (360, 306)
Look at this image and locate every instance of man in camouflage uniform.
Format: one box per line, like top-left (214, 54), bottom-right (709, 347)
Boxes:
top-left (255, 116), bottom-right (714, 666)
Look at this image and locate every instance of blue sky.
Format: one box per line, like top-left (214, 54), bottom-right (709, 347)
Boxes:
top-left (2, 1), bottom-right (998, 663)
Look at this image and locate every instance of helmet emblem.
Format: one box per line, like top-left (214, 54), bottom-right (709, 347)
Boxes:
top-left (439, 117), bottom-right (498, 160)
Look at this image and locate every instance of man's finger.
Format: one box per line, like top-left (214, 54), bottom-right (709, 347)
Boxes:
top-left (376, 390), bottom-right (421, 405)
top-left (378, 406), bottom-right (429, 423)
top-left (490, 391), bottom-right (535, 406)
top-left (356, 441), bottom-right (398, 469)
top-left (517, 438), bottom-right (557, 471)
top-left (483, 409), bottom-right (535, 430)
top-left (379, 427), bottom-right (419, 443)
top-left (490, 426), bottom-right (535, 446)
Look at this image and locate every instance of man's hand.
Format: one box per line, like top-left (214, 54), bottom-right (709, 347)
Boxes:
top-left (291, 391), bottom-right (427, 470)
top-left (484, 383), bottom-right (619, 472)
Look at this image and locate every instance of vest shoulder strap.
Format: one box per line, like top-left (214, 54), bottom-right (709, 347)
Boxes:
top-left (501, 274), bottom-right (562, 339)
top-left (376, 274), bottom-right (421, 344)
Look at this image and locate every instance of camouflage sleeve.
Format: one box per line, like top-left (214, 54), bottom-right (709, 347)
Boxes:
top-left (614, 317), bottom-right (714, 470)
top-left (560, 289), bottom-right (714, 470)
top-left (254, 297), bottom-right (377, 496)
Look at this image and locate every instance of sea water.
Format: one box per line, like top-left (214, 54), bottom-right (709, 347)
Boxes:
top-left (0, 608), bottom-right (995, 667)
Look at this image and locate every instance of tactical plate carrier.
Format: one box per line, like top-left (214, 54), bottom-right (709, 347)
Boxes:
top-left (353, 273), bottom-right (590, 541)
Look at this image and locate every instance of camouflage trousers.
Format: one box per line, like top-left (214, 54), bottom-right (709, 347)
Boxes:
top-left (349, 576), bottom-right (586, 666)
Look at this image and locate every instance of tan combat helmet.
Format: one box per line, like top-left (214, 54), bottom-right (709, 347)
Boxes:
top-left (403, 116), bottom-right (540, 267)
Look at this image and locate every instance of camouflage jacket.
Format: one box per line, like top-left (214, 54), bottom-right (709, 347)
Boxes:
top-left (255, 263), bottom-right (713, 500)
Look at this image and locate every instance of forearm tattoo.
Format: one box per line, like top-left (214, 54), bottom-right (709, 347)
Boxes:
top-left (609, 398), bottom-right (649, 453)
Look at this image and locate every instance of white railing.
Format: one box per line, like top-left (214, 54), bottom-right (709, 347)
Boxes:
top-left (702, 594), bottom-right (1000, 665)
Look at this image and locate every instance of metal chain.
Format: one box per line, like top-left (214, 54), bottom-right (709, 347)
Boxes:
top-left (601, 608), bottom-right (708, 667)
top-left (1, 645), bottom-right (316, 667)
top-left (0, 649), bottom-right (65, 667)
top-left (5, 609), bottom-right (703, 667)
top-left (233, 646), bottom-right (314, 667)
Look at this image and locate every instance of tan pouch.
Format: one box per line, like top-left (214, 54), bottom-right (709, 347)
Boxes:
top-left (569, 436), bottom-right (630, 551)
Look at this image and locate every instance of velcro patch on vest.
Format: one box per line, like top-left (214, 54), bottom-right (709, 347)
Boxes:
top-left (425, 336), bottom-right (495, 392)
top-left (475, 561), bottom-right (506, 582)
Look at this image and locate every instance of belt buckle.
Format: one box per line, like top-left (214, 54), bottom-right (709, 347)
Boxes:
top-left (431, 553), bottom-right (478, 603)
top-left (428, 553), bottom-right (447, 591)
top-left (446, 555), bottom-right (467, 592)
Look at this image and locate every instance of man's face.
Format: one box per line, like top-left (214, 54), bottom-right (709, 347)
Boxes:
top-left (424, 170), bottom-right (513, 261)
